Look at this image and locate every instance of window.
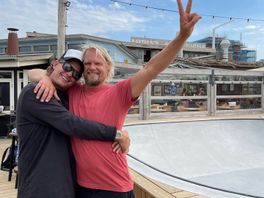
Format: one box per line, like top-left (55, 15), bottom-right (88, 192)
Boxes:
top-left (0, 82), bottom-right (10, 110)
top-left (0, 72), bottom-right (12, 79)
top-left (33, 45), bottom-right (49, 52)
top-left (144, 50), bottom-right (151, 62)
top-left (19, 46), bottom-right (32, 53)
top-left (68, 44), bottom-right (81, 50)
top-left (51, 45), bottom-right (57, 51)
top-left (217, 84), bottom-right (261, 95)
top-left (0, 47), bottom-right (4, 54)
top-left (153, 85), bottom-right (162, 96)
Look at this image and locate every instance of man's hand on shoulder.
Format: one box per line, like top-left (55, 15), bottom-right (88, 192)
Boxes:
top-left (34, 75), bottom-right (60, 102)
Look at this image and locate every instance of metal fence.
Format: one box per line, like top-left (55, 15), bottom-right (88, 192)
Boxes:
top-left (121, 68), bottom-right (264, 120)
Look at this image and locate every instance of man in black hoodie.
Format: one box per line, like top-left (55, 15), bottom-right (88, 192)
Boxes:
top-left (16, 49), bottom-right (130, 198)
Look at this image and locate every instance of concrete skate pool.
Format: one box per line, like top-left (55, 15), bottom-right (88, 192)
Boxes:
top-left (125, 119), bottom-right (264, 198)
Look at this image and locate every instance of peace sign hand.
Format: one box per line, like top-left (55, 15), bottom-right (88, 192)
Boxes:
top-left (177, 0), bottom-right (201, 39)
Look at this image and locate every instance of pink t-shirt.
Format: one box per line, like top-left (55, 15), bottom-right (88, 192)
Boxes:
top-left (69, 79), bottom-right (135, 192)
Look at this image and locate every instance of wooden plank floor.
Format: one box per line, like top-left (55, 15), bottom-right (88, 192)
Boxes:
top-left (0, 138), bottom-right (17, 198)
top-left (130, 168), bottom-right (207, 198)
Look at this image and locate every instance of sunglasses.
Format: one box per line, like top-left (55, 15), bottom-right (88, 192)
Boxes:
top-left (60, 60), bottom-right (82, 80)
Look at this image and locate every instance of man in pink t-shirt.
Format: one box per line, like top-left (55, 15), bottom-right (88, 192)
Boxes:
top-left (69, 78), bottom-right (135, 195)
top-left (34, 1), bottom-right (200, 197)
top-left (71, 1), bottom-right (200, 197)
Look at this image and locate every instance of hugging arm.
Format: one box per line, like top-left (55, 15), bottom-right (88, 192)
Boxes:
top-left (19, 85), bottom-right (130, 153)
top-left (21, 86), bottom-right (116, 140)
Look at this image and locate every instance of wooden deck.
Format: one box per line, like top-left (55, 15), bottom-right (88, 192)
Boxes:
top-left (0, 138), bottom-right (17, 198)
top-left (130, 168), bottom-right (207, 198)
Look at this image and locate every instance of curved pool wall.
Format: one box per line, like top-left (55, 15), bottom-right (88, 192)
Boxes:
top-left (125, 119), bottom-right (264, 198)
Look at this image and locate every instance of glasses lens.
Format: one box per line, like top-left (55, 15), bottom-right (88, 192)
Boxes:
top-left (62, 61), bottom-right (81, 80)
top-left (62, 62), bottom-right (72, 72)
top-left (72, 71), bottom-right (81, 80)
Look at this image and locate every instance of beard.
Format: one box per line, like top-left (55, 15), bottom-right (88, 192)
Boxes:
top-left (84, 78), bottom-right (102, 86)
top-left (84, 73), bottom-right (102, 87)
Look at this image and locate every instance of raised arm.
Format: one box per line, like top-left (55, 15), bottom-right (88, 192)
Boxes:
top-left (131, 0), bottom-right (201, 98)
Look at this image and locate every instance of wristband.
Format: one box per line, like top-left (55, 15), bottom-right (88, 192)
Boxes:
top-left (115, 130), bottom-right (123, 140)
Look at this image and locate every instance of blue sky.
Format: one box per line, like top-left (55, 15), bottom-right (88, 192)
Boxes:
top-left (1, 0), bottom-right (264, 60)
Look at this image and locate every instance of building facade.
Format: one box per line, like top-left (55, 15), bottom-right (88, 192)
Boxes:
top-left (0, 32), bottom-right (263, 136)
top-left (194, 36), bottom-right (257, 63)
top-left (0, 32), bottom-right (215, 112)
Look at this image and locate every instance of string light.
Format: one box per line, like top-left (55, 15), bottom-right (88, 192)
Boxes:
top-left (64, 1), bottom-right (71, 8)
top-left (111, 0), bottom-right (178, 13)
top-left (110, 0), bottom-right (264, 22)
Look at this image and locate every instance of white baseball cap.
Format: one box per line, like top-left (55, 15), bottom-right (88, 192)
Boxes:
top-left (61, 49), bottom-right (84, 71)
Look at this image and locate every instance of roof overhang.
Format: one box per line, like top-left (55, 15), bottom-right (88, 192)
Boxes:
top-left (0, 53), bottom-right (53, 68)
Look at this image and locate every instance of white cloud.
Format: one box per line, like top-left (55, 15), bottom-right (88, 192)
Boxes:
top-left (245, 25), bottom-right (257, 30)
top-left (109, 2), bottom-right (122, 9)
top-left (0, 0), bottom-right (57, 38)
top-left (0, 0), bottom-right (145, 38)
top-left (245, 32), bottom-right (257, 35)
top-left (259, 27), bottom-right (264, 32)
top-left (66, 2), bottom-right (145, 35)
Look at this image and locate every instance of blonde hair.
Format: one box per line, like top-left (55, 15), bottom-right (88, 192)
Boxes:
top-left (82, 45), bottom-right (114, 80)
